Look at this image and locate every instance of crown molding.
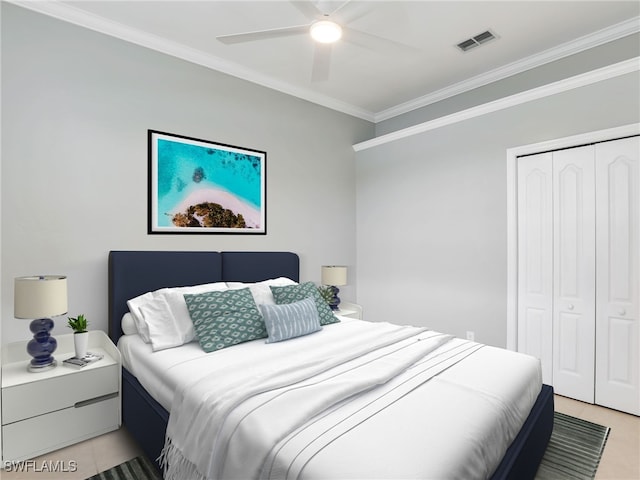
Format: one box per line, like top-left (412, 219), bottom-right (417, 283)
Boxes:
top-left (7, 1), bottom-right (639, 125)
top-left (374, 16), bottom-right (640, 122)
top-left (7, 0), bottom-right (376, 122)
top-left (353, 57), bottom-right (640, 152)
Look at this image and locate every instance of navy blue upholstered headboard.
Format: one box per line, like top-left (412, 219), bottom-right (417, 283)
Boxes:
top-left (108, 251), bottom-right (299, 344)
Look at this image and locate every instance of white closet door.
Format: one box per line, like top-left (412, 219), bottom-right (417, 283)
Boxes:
top-left (517, 153), bottom-right (553, 383)
top-left (552, 146), bottom-right (596, 403)
top-left (595, 136), bottom-right (640, 415)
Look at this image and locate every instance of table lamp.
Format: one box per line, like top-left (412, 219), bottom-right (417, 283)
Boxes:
top-left (14, 275), bottom-right (68, 372)
top-left (321, 265), bottom-right (347, 310)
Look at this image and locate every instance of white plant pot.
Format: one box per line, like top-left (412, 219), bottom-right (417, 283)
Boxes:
top-left (74, 332), bottom-right (89, 359)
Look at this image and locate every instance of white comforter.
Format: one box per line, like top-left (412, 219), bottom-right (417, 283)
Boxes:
top-left (144, 320), bottom-right (541, 480)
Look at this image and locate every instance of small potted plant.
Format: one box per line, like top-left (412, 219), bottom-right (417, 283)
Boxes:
top-left (68, 314), bottom-right (89, 359)
top-left (317, 285), bottom-right (335, 307)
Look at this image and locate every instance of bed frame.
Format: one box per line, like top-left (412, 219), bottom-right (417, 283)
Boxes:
top-left (108, 250), bottom-right (554, 480)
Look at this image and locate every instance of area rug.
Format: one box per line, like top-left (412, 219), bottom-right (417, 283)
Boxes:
top-left (85, 455), bottom-right (161, 480)
top-left (535, 412), bottom-right (611, 480)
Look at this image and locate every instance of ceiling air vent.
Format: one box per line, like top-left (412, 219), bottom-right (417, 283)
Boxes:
top-left (456, 30), bottom-right (497, 52)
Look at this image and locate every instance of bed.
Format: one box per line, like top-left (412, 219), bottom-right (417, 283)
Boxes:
top-left (108, 250), bottom-right (554, 480)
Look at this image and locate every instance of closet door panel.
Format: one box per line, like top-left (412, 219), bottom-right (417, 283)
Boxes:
top-left (517, 153), bottom-right (553, 383)
top-left (595, 136), bottom-right (640, 415)
top-left (552, 146), bottom-right (596, 403)
top-left (607, 318), bottom-right (634, 383)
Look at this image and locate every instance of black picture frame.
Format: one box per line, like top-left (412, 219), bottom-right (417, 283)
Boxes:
top-left (148, 130), bottom-right (266, 234)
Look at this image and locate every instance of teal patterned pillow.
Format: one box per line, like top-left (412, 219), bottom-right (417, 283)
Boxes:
top-left (260, 297), bottom-right (321, 343)
top-left (183, 288), bottom-right (266, 353)
top-left (270, 282), bottom-right (340, 326)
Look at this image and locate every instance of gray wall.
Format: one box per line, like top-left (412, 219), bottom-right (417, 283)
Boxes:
top-left (356, 71), bottom-right (640, 347)
top-left (2, 3), bottom-right (639, 351)
top-left (1, 4), bottom-right (373, 342)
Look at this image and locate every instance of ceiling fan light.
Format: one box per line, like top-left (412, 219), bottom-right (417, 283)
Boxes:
top-left (310, 20), bottom-right (342, 43)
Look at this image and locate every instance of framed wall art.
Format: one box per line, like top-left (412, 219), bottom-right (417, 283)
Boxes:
top-left (148, 130), bottom-right (266, 234)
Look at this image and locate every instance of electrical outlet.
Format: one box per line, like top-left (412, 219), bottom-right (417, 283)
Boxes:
top-left (466, 331), bottom-right (475, 341)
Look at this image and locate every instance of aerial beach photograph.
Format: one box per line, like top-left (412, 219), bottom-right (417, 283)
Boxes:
top-left (149, 130), bottom-right (266, 233)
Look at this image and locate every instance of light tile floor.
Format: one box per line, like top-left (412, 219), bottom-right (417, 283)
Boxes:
top-left (1, 429), bottom-right (143, 480)
top-left (553, 395), bottom-right (640, 480)
top-left (1, 395), bottom-right (638, 479)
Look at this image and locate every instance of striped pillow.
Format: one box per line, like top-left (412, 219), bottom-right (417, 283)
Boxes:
top-left (259, 297), bottom-right (321, 343)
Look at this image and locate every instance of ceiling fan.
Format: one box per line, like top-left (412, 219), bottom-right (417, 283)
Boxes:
top-left (216, 1), bottom-right (413, 82)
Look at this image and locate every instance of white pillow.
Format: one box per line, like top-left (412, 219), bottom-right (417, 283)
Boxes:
top-left (139, 291), bottom-right (195, 351)
top-left (127, 282), bottom-right (228, 345)
top-left (226, 277), bottom-right (298, 306)
top-left (121, 313), bottom-right (138, 336)
top-left (127, 292), bottom-right (154, 342)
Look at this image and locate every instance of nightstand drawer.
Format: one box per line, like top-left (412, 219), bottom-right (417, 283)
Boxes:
top-left (2, 364), bottom-right (118, 424)
top-left (2, 395), bottom-right (119, 462)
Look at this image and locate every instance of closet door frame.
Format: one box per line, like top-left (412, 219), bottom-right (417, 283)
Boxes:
top-left (506, 123), bottom-right (639, 351)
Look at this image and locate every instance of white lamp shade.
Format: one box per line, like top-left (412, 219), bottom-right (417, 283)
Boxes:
top-left (321, 266), bottom-right (347, 286)
top-left (14, 276), bottom-right (68, 319)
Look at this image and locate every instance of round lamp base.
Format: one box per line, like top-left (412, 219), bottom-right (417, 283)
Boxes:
top-left (26, 318), bottom-right (58, 373)
top-left (28, 359), bottom-right (57, 373)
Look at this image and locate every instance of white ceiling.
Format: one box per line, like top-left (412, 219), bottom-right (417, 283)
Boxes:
top-left (11, 1), bottom-right (640, 122)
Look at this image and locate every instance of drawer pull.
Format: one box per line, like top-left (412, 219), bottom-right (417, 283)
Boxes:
top-left (74, 392), bottom-right (118, 408)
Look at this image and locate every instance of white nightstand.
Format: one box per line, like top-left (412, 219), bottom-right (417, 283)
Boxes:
top-left (336, 302), bottom-right (363, 320)
top-left (1, 330), bottom-right (121, 463)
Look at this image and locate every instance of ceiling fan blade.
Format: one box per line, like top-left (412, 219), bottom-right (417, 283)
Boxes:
top-left (339, 2), bottom-right (374, 25)
top-left (342, 26), bottom-right (420, 55)
top-left (327, 0), bottom-right (352, 17)
top-left (311, 43), bottom-right (332, 82)
top-left (290, 1), bottom-right (323, 21)
top-left (217, 24), bottom-right (309, 45)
